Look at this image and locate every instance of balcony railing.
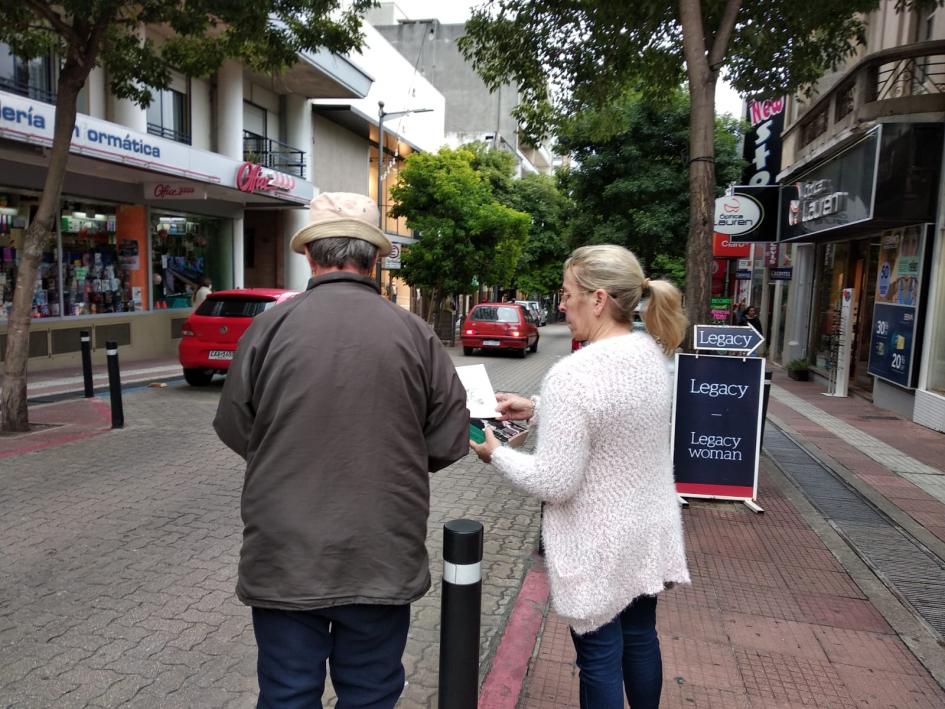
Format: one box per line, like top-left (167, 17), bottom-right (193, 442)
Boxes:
top-left (147, 123), bottom-right (191, 145)
top-left (243, 130), bottom-right (306, 178)
top-left (0, 76), bottom-right (56, 105)
top-left (786, 40), bottom-right (945, 156)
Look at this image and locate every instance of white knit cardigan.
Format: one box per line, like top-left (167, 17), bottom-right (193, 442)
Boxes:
top-left (491, 332), bottom-right (690, 634)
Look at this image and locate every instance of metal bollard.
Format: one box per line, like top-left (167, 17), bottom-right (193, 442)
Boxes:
top-left (438, 519), bottom-right (483, 709)
top-left (80, 330), bottom-right (94, 398)
top-left (105, 341), bottom-right (124, 429)
top-left (761, 370), bottom-right (773, 441)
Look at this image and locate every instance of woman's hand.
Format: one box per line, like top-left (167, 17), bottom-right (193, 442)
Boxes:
top-left (494, 392), bottom-right (534, 421)
top-left (469, 425), bottom-right (500, 463)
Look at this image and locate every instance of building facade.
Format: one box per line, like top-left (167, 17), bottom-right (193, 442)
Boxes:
top-left (776, 2), bottom-right (945, 432)
top-left (0, 35), bottom-right (371, 371)
top-left (369, 3), bottom-right (555, 176)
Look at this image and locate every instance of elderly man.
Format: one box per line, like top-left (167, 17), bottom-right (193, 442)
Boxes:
top-left (214, 192), bottom-right (469, 708)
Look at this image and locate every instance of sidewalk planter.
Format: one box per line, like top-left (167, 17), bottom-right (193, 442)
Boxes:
top-left (787, 359), bottom-right (810, 381)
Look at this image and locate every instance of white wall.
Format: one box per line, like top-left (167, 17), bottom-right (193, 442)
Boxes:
top-left (190, 77), bottom-right (212, 151)
top-left (313, 23), bottom-right (445, 153)
top-left (313, 115), bottom-right (371, 193)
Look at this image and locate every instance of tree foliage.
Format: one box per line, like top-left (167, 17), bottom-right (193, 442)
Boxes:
top-left (389, 146), bottom-right (530, 309)
top-left (459, 0), bottom-right (940, 343)
top-left (558, 89), bottom-right (743, 289)
top-left (0, 0), bottom-right (372, 431)
top-left (504, 174), bottom-right (572, 297)
top-left (459, 0), bottom-right (933, 143)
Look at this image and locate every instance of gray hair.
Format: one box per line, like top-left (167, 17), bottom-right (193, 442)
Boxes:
top-left (306, 237), bottom-right (378, 273)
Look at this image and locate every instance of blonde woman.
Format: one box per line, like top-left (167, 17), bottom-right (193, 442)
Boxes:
top-left (470, 244), bottom-right (690, 709)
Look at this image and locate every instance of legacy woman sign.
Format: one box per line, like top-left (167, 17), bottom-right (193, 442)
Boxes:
top-left (671, 354), bottom-right (765, 501)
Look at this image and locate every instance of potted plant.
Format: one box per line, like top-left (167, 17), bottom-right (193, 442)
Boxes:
top-left (786, 358), bottom-right (810, 381)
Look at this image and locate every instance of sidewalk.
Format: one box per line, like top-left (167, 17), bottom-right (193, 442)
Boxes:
top-left (0, 356), bottom-right (184, 458)
top-left (500, 367), bottom-right (945, 708)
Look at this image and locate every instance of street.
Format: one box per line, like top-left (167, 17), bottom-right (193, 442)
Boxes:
top-left (0, 324), bottom-right (573, 708)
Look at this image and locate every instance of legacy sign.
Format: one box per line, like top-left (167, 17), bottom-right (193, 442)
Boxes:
top-left (672, 354), bottom-right (764, 501)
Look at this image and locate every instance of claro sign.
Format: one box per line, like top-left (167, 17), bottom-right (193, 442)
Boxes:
top-left (236, 162), bottom-right (296, 194)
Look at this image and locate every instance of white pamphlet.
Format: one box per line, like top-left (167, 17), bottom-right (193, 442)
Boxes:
top-left (455, 364), bottom-right (501, 419)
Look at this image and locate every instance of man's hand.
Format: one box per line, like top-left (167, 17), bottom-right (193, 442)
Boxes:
top-left (469, 425), bottom-right (500, 463)
top-left (494, 392), bottom-right (534, 421)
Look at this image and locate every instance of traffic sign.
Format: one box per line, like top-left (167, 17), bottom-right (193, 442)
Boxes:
top-left (693, 324), bottom-right (765, 355)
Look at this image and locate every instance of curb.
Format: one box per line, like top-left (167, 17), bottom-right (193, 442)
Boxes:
top-left (479, 556), bottom-right (551, 709)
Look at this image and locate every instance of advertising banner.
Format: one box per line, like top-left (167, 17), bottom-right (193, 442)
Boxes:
top-left (715, 186), bottom-right (780, 243)
top-left (712, 233), bottom-right (751, 258)
top-left (671, 354), bottom-right (765, 500)
top-left (781, 127), bottom-right (880, 241)
top-left (742, 98), bottom-right (785, 186)
top-left (868, 226), bottom-right (926, 388)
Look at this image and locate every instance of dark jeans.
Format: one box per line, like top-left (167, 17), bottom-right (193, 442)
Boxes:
top-left (252, 604), bottom-right (410, 709)
top-left (570, 595), bottom-right (662, 709)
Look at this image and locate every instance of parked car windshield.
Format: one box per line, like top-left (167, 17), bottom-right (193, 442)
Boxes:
top-left (470, 306), bottom-right (520, 323)
top-left (196, 297), bottom-right (274, 318)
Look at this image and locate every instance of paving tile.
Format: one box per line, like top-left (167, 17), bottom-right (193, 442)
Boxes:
top-left (721, 613), bottom-right (828, 662)
top-left (657, 603), bottom-right (729, 645)
top-left (777, 565), bottom-right (866, 599)
top-left (734, 648), bottom-right (858, 708)
top-left (832, 663), bottom-right (945, 708)
top-left (660, 636), bottom-right (742, 691)
top-left (659, 680), bottom-right (752, 708)
top-left (812, 627), bottom-right (927, 675)
top-left (793, 594), bottom-right (893, 634)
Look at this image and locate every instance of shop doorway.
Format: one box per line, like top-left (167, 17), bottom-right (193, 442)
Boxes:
top-left (850, 239), bottom-right (880, 394)
top-left (243, 209), bottom-right (286, 288)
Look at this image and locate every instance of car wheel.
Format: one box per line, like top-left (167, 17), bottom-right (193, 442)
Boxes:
top-left (517, 347), bottom-right (527, 359)
top-left (183, 368), bottom-right (214, 386)
top-left (529, 338), bottom-right (538, 353)
top-left (463, 347), bottom-right (474, 356)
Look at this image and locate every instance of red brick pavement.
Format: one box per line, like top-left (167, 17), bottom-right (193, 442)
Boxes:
top-left (0, 397), bottom-right (112, 458)
top-left (513, 470), bottom-right (945, 708)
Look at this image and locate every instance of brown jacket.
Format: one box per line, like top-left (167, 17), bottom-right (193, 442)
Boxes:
top-left (214, 272), bottom-right (469, 609)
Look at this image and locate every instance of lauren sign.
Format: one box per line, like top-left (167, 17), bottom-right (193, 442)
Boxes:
top-left (714, 194), bottom-right (762, 236)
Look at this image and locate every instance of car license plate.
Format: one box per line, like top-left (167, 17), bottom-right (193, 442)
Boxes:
top-left (483, 340), bottom-right (500, 347)
top-left (209, 350), bottom-right (234, 361)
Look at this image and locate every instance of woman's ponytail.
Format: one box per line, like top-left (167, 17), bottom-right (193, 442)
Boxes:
top-left (643, 279), bottom-right (687, 355)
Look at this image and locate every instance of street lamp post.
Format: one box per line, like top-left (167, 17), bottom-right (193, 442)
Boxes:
top-left (376, 100), bottom-right (433, 288)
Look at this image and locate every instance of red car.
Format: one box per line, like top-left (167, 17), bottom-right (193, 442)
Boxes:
top-left (461, 302), bottom-right (539, 358)
top-left (178, 288), bottom-right (300, 386)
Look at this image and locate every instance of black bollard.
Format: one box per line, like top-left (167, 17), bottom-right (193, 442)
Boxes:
top-left (80, 330), bottom-right (94, 398)
top-left (761, 370), bottom-right (773, 441)
top-left (438, 519), bottom-right (483, 709)
top-left (105, 340), bottom-right (124, 429)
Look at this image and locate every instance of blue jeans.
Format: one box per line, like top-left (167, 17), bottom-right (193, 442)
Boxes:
top-left (570, 595), bottom-right (662, 709)
top-left (252, 604), bottom-right (410, 709)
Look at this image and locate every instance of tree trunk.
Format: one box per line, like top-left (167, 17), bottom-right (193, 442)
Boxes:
top-left (1, 67), bottom-right (87, 431)
top-left (684, 75), bottom-right (718, 346)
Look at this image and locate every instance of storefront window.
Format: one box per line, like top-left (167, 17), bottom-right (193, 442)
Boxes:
top-left (151, 212), bottom-right (231, 308)
top-left (810, 242), bottom-right (850, 370)
top-left (59, 206), bottom-right (139, 315)
top-left (0, 192), bottom-right (59, 321)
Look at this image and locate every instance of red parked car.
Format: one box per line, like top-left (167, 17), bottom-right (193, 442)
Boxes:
top-left (461, 302), bottom-right (539, 358)
top-left (178, 288), bottom-right (300, 386)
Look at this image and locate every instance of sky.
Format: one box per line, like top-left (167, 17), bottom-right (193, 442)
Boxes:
top-left (386, 0), bottom-right (746, 118)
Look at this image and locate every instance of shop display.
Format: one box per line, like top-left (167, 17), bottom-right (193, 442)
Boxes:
top-left (151, 214), bottom-right (218, 309)
top-left (60, 211), bottom-right (135, 315)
